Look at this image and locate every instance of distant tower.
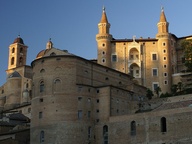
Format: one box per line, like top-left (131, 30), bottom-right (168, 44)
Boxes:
top-left (8, 35), bottom-right (28, 71)
top-left (156, 7), bottom-right (171, 93)
top-left (46, 38), bottom-right (53, 49)
top-left (156, 7), bottom-right (169, 35)
top-left (96, 7), bottom-right (112, 67)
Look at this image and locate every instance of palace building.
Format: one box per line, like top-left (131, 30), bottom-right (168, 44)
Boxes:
top-left (96, 7), bottom-right (192, 94)
top-left (0, 7), bottom-right (192, 144)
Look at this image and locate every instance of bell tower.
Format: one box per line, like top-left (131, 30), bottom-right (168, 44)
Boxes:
top-left (96, 7), bottom-right (112, 67)
top-left (8, 35), bottom-right (28, 71)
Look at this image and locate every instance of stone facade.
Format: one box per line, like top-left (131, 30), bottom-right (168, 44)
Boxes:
top-left (96, 8), bottom-right (192, 94)
top-left (30, 49), bottom-right (146, 144)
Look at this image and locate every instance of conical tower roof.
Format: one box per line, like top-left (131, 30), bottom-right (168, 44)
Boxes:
top-left (159, 7), bottom-right (167, 22)
top-left (100, 6), bottom-right (108, 23)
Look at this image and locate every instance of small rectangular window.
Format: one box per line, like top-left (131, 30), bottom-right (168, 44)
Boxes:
top-left (88, 111), bottom-right (91, 118)
top-left (39, 98), bottom-right (43, 102)
top-left (88, 127), bottom-right (91, 138)
top-left (97, 99), bottom-right (99, 103)
top-left (78, 97), bottom-right (82, 101)
top-left (152, 54), bottom-right (157, 60)
top-left (78, 110), bottom-right (82, 120)
top-left (40, 131), bottom-right (44, 143)
top-left (152, 68), bottom-right (158, 76)
top-left (164, 80), bottom-right (168, 85)
top-left (153, 83), bottom-right (159, 91)
top-left (111, 54), bottom-right (117, 62)
top-left (39, 112), bottom-right (43, 119)
top-left (131, 121), bottom-right (136, 136)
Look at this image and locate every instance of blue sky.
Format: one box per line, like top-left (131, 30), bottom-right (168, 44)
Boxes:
top-left (0, 0), bottom-right (192, 85)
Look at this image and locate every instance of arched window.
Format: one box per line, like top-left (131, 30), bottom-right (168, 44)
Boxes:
top-left (54, 79), bottom-right (61, 92)
top-left (161, 117), bottom-right (167, 132)
top-left (131, 121), bottom-right (136, 136)
top-left (40, 81), bottom-right (44, 93)
top-left (28, 107), bottom-right (31, 113)
top-left (20, 47), bottom-right (23, 53)
top-left (103, 125), bottom-right (108, 144)
top-left (19, 57), bottom-right (23, 65)
top-left (26, 83), bottom-right (29, 89)
top-left (50, 52), bottom-right (56, 56)
top-left (12, 48), bottom-right (15, 53)
top-left (88, 126), bottom-right (91, 139)
top-left (11, 57), bottom-right (14, 65)
top-left (40, 130), bottom-right (44, 143)
top-left (55, 67), bottom-right (62, 71)
top-left (40, 69), bottom-right (45, 73)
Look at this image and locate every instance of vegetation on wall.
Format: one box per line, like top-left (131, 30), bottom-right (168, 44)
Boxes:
top-left (181, 39), bottom-right (192, 72)
top-left (146, 89), bottom-right (154, 100)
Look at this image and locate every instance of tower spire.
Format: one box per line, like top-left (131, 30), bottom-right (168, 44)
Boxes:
top-left (156, 7), bottom-right (169, 35)
top-left (159, 6), bottom-right (167, 22)
top-left (96, 7), bottom-right (112, 67)
top-left (103, 5), bottom-right (105, 12)
top-left (100, 6), bottom-right (109, 23)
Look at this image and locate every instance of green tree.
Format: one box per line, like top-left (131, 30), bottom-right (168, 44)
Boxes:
top-left (160, 92), bottom-right (172, 98)
top-left (146, 89), bottom-right (154, 100)
top-left (181, 39), bottom-right (192, 72)
top-left (155, 86), bottom-right (161, 97)
top-left (177, 82), bottom-right (183, 92)
top-left (171, 84), bottom-right (178, 96)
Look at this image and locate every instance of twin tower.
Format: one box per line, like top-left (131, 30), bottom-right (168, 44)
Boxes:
top-left (96, 7), bottom-right (175, 94)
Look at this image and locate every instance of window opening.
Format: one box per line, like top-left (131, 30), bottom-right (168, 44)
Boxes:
top-left (152, 54), bottom-right (157, 60)
top-left (11, 57), bottom-right (14, 65)
top-left (88, 111), bottom-right (91, 118)
top-left (12, 48), bottom-right (15, 53)
top-left (40, 130), bottom-right (44, 143)
top-left (40, 81), bottom-right (44, 93)
top-left (131, 121), bottom-right (136, 136)
top-left (161, 117), bottom-right (167, 132)
top-left (152, 68), bottom-right (158, 76)
top-left (112, 54), bottom-right (117, 62)
top-left (78, 110), bottom-right (82, 119)
top-left (19, 57), bottom-right (23, 65)
top-left (39, 112), bottom-right (43, 119)
top-left (88, 126), bottom-right (91, 139)
top-left (103, 125), bottom-right (108, 144)
top-left (20, 48), bottom-right (23, 53)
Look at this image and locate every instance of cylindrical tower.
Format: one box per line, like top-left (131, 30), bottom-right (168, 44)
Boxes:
top-left (31, 50), bottom-right (95, 144)
top-left (96, 7), bottom-right (112, 67)
top-left (156, 8), bottom-right (172, 93)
